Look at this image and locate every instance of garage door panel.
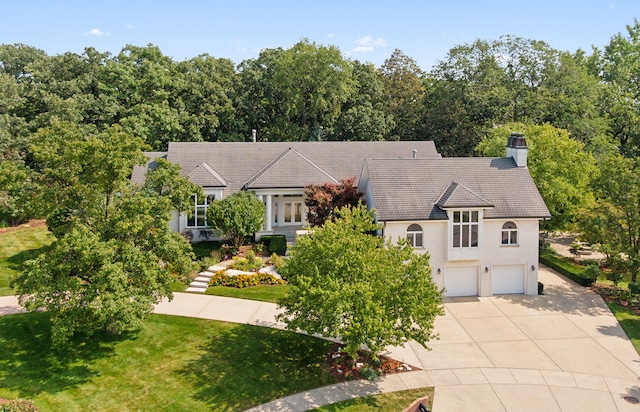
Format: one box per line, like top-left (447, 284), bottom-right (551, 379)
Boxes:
top-left (445, 267), bottom-right (478, 297)
top-left (492, 265), bottom-right (524, 294)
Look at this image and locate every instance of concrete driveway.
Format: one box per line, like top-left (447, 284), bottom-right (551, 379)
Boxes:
top-left (384, 266), bottom-right (640, 411)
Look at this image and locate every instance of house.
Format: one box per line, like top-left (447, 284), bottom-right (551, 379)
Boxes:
top-left (132, 135), bottom-right (550, 297)
top-left (131, 141), bottom-right (441, 239)
top-left (358, 134), bottom-right (550, 296)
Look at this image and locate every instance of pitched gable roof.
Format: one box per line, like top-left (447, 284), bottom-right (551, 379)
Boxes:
top-left (187, 162), bottom-right (227, 187)
top-left (436, 182), bottom-right (494, 209)
top-left (361, 157), bottom-right (550, 221)
top-left (164, 141), bottom-right (441, 194)
top-left (131, 151), bottom-right (168, 185)
top-left (244, 148), bottom-right (338, 189)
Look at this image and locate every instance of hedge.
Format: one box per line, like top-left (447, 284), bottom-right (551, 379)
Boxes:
top-left (208, 272), bottom-right (285, 288)
top-left (539, 252), bottom-right (597, 287)
top-left (260, 235), bottom-right (287, 256)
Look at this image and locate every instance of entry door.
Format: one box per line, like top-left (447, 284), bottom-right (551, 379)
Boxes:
top-left (283, 201), bottom-right (303, 225)
top-left (492, 265), bottom-right (525, 294)
top-left (444, 267), bottom-right (479, 297)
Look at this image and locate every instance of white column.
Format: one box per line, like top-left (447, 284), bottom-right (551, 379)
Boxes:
top-left (265, 194), bottom-right (272, 231)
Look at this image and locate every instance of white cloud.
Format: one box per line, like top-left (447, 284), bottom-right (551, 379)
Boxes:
top-left (355, 35), bottom-right (387, 47)
top-left (353, 46), bottom-right (374, 53)
top-left (327, 33), bottom-right (335, 39)
top-left (85, 28), bottom-right (110, 37)
top-left (126, 24), bottom-right (135, 29)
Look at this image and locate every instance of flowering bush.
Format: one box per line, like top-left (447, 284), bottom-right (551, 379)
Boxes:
top-left (208, 272), bottom-right (285, 288)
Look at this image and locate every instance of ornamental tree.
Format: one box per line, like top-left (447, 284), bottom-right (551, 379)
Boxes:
top-left (277, 204), bottom-right (444, 359)
top-left (206, 190), bottom-right (266, 249)
top-left (304, 176), bottom-right (362, 227)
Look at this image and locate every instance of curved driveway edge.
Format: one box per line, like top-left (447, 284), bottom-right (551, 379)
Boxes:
top-left (3, 265), bottom-right (640, 411)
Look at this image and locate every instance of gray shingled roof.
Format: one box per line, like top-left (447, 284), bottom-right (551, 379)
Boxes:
top-left (361, 157), bottom-right (550, 221)
top-left (162, 141), bottom-right (441, 194)
top-left (244, 148), bottom-right (339, 189)
top-left (437, 182), bottom-right (494, 209)
top-left (187, 162), bottom-right (227, 187)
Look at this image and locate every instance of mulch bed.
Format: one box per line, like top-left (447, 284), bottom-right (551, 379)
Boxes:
top-left (592, 283), bottom-right (640, 315)
top-left (326, 342), bottom-right (420, 382)
top-left (0, 219), bottom-right (47, 234)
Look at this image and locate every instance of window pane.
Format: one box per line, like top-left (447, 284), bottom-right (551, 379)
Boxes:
top-left (453, 211), bottom-right (460, 223)
top-left (187, 213), bottom-right (196, 227)
top-left (416, 233), bottom-right (423, 247)
top-left (408, 223), bottom-right (422, 232)
top-left (453, 226), bottom-right (460, 247)
top-left (406, 234), bottom-right (414, 247)
top-left (284, 203), bottom-right (292, 223)
top-left (206, 194), bottom-right (216, 205)
top-left (274, 203), bottom-right (278, 223)
top-left (196, 207), bottom-right (206, 227)
top-left (462, 225), bottom-right (469, 247)
top-left (295, 202), bottom-right (302, 222)
top-left (511, 231), bottom-right (517, 244)
top-left (471, 211), bottom-right (478, 222)
top-left (471, 224), bottom-right (478, 247)
top-left (502, 231), bottom-right (509, 244)
top-left (462, 211), bottom-right (469, 223)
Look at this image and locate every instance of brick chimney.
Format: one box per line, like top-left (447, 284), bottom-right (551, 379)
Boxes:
top-left (506, 132), bottom-right (527, 167)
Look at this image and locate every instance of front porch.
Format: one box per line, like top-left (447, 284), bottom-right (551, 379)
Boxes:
top-left (258, 225), bottom-right (308, 243)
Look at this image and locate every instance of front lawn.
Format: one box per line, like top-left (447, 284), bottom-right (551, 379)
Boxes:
top-left (606, 302), bottom-right (640, 354)
top-left (0, 312), bottom-right (335, 411)
top-left (312, 388), bottom-right (433, 411)
top-left (0, 226), bottom-right (53, 296)
top-left (205, 284), bottom-right (290, 303)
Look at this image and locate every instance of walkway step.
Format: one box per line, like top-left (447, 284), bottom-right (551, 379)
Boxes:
top-left (185, 287), bottom-right (206, 293)
top-left (208, 264), bottom-right (228, 272)
top-left (194, 276), bottom-right (212, 283)
top-left (189, 281), bottom-right (209, 288)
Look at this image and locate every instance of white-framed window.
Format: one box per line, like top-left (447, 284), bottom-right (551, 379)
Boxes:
top-left (501, 221), bottom-right (518, 245)
top-left (187, 194), bottom-right (216, 228)
top-left (284, 201), bottom-right (303, 224)
top-left (406, 223), bottom-right (423, 247)
top-left (452, 210), bottom-right (479, 248)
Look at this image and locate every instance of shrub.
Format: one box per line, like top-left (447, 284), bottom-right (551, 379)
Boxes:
top-left (230, 250), bottom-right (263, 271)
top-left (208, 272), bottom-right (285, 288)
top-left (270, 252), bottom-right (286, 272)
top-left (261, 235), bottom-right (287, 256)
top-left (0, 399), bottom-right (40, 412)
top-left (606, 270), bottom-right (624, 289)
top-left (539, 252), bottom-right (596, 287)
top-left (360, 366), bottom-right (379, 381)
top-left (538, 281), bottom-right (544, 295)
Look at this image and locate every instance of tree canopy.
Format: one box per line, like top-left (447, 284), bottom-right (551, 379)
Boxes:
top-left (277, 205), bottom-right (444, 359)
top-left (304, 177), bottom-right (362, 227)
top-left (475, 123), bottom-right (597, 230)
top-left (11, 123), bottom-right (198, 345)
top-left (206, 190), bottom-right (266, 248)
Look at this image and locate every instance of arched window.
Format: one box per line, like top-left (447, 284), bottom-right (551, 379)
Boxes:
top-left (406, 224), bottom-right (423, 247)
top-left (501, 221), bottom-right (518, 245)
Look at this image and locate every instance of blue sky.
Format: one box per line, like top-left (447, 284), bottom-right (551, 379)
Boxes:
top-left (1, 1), bottom-right (638, 70)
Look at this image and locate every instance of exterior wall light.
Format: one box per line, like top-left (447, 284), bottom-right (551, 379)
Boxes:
top-left (437, 268), bottom-right (441, 274)
top-left (531, 265), bottom-right (535, 271)
top-left (485, 267), bottom-right (489, 273)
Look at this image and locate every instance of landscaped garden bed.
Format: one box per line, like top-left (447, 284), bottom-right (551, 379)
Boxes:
top-left (326, 343), bottom-right (421, 382)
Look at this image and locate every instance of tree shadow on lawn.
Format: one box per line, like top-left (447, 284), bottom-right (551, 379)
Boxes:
top-left (178, 324), bottom-right (336, 411)
top-left (6, 244), bottom-right (52, 270)
top-left (0, 311), bottom-right (131, 398)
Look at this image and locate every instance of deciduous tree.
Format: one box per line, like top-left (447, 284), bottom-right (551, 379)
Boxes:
top-left (277, 205), bottom-right (443, 359)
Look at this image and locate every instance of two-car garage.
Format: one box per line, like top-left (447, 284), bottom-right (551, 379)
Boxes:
top-left (443, 265), bottom-right (525, 297)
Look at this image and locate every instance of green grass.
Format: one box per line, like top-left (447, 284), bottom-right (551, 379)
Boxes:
top-left (0, 226), bottom-right (53, 296)
top-left (205, 284), bottom-right (290, 303)
top-left (312, 388), bottom-right (433, 411)
top-left (0, 312), bottom-right (336, 411)
top-left (606, 301), bottom-right (640, 354)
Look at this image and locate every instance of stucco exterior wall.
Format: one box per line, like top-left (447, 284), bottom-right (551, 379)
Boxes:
top-left (383, 218), bottom-right (540, 296)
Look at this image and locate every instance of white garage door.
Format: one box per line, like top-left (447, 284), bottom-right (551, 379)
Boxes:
top-left (444, 267), bottom-right (479, 297)
top-left (492, 265), bottom-right (525, 294)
